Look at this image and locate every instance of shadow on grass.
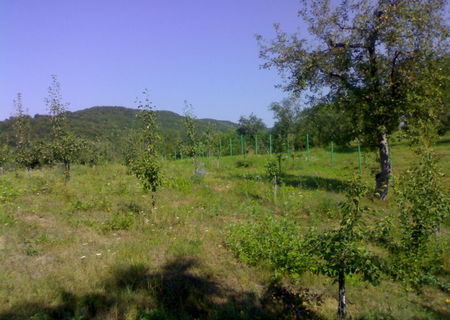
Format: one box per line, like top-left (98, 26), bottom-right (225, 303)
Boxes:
top-left (229, 173), bottom-right (348, 193)
top-left (0, 256), bottom-right (324, 320)
top-left (282, 175), bottom-right (348, 193)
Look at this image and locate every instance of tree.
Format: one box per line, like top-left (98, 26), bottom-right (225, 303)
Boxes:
top-left (269, 98), bottom-right (299, 153)
top-left (258, 0), bottom-right (449, 199)
top-left (182, 101), bottom-right (201, 158)
top-left (236, 113), bottom-right (266, 143)
top-left (45, 75), bottom-right (81, 179)
top-left (202, 121), bottom-right (217, 157)
top-left (296, 102), bottom-right (355, 147)
top-left (392, 131), bottom-right (448, 289)
top-left (129, 89), bottom-right (162, 208)
top-left (304, 176), bottom-right (381, 318)
top-left (12, 93), bottom-right (38, 169)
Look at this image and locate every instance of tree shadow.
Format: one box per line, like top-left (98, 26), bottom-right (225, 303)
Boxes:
top-left (0, 256), bottom-right (325, 320)
top-left (282, 175), bottom-right (348, 193)
top-left (228, 172), bottom-right (348, 193)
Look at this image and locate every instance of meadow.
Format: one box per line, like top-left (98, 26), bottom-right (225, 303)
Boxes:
top-left (0, 137), bottom-right (448, 320)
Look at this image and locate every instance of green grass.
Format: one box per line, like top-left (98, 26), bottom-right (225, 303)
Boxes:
top-left (0, 137), bottom-right (449, 319)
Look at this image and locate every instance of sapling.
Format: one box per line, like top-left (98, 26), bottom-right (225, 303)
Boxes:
top-left (265, 153), bottom-right (284, 203)
top-left (393, 132), bottom-right (448, 289)
top-left (304, 176), bottom-right (381, 319)
top-left (12, 93), bottom-right (36, 169)
top-left (129, 89), bottom-right (162, 209)
top-left (45, 75), bottom-right (82, 180)
top-left (183, 101), bottom-right (205, 181)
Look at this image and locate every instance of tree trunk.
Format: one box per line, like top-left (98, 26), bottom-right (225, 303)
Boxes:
top-left (338, 271), bottom-right (346, 319)
top-left (375, 132), bottom-right (391, 200)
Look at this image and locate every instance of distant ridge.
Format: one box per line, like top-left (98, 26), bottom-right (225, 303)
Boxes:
top-left (0, 106), bottom-right (237, 144)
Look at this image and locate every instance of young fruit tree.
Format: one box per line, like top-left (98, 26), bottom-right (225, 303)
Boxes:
top-left (392, 132), bottom-right (449, 289)
top-left (304, 176), bottom-right (381, 319)
top-left (182, 101), bottom-right (206, 181)
top-left (258, 0), bottom-right (449, 199)
top-left (45, 75), bottom-right (81, 179)
top-left (12, 93), bottom-right (39, 169)
top-left (129, 89), bottom-right (162, 209)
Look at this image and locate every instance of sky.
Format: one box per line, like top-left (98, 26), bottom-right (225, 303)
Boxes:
top-left (1, 0), bottom-right (308, 125)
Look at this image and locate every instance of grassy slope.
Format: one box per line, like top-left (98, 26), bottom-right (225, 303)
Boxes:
top-left (0, 137), bottom-right (448, 319)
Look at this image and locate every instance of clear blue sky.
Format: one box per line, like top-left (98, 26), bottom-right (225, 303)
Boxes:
top-left (1, 0), bottom-right (307, 125)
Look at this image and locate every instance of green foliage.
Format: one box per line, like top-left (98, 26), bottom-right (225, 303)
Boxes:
top-left (182, 101), bottom-right (202, 158)
top-left (269, 98), bottom-right (298, 153)
top-left (0, 144), bottom-right (10, 168)
top-left (296, 103), bottom-right (355, 147)
top-left (0, 179), bottom-right (19, 203)
top-left (0, 106), bottom-right (237, 163)
top-left (391, 140), bottom-right (449, 288)
top-left (45, 75), bottom-right (83, 175)
top-left (227, 176), bottom-right (382, 317)
top-left (304, 176), bottom-right (381, 283)
top-left (236, 113), bottom-right (267, 142)
top-left (265, 158), bottom-right (282, 186)
top-left (226, 215), bottom-right (313, 279)
top-left (235, 159), bottom-right (252, 168)
top-left (397, 147), bottom-right (448, 249)
top-left (131, 156), bottom-right (162, 193)
top-left (103, 210), bottom-right (136, 231)
top-left (258, 0), bottom-right (449, 198)
top-left (129, 90), bottom-right (162, 207)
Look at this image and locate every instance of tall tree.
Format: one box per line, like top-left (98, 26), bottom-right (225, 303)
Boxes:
top-left (236, 113), bottom-right (266, 142)
top-left (269, 98), bottom-right (299, 153)
top-left (258, 0), bottom-right (449, 199)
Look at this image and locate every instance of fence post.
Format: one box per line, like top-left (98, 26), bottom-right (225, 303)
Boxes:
top-left (240, 135), bottom-right (244, 156)
top-left (330, 141), bottom-right (334, 166)
top-left (255, 135), bottom-right (258, 155)
top-left (219, 140), bottom-right (222, 158)
top-left (269, 134), bottom-right (272, 155)
top-left (229, 137), bottom-right (233, 156)
top-left (306, 134), bottom-right (310, 162)
top-left (357, 141), bottom-right (362, 174)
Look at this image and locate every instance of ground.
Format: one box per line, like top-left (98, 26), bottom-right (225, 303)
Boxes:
top-left (0, 137), bottom-right (449, 319)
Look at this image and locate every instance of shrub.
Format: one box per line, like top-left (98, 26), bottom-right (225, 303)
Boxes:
top-left (235, 159), bottom-right (252, 168)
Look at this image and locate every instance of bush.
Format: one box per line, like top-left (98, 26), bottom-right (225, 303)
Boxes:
top-left (236, 159), bottom-right (252, 168)
top-left (226, 215), bottom-right (313, 279)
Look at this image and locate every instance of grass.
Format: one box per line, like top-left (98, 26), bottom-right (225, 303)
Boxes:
top-left (0, 137), bottom-right (449, 319)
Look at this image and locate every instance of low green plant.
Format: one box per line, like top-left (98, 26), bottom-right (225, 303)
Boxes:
top-left (227, 176), bottom-right (382, 319)
top-left (265, 159), bottom-right (282, 186)
top-left (0, 179), bottom-right (19, 203)
top-left (235, 159), bottom-right (252, 168)
top-left (66, 199), bottom-right (94, 212)
top-left (226, 215), bottom-right (313, 279)
top-left (103, 211), bottom-right (136, 231)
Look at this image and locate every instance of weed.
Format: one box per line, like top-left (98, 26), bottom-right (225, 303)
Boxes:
top-left (25, 245), bottom-right (39, 256)
top-left (103, 211), bottom-right (136, 231)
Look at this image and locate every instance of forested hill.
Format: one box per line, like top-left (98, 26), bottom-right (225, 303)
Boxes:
top-left (0, 106), bottom-right (237, 144)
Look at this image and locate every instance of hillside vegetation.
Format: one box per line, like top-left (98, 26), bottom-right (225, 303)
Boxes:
top-left (0, 106), bottom-right (236, 147)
